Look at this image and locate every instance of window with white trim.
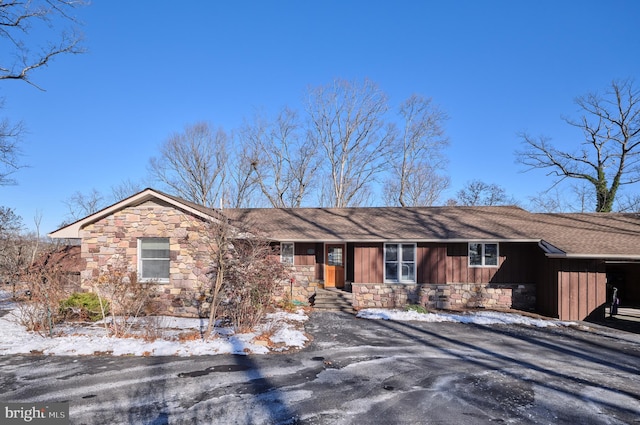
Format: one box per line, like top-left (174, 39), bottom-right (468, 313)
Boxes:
top-left (384, 243), bottom-right (416, 283)
top-left (469, 242), bottom-right (499, 267)
top-left (281, 242), bottom-right (294, 264)
top-left (138, 238), bottom-right (170, 282)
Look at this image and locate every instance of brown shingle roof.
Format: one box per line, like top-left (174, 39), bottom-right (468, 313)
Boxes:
top-left (226, 206), bottom-right (538, 241)
top-left (530, 213), bottom-right (640, 257)
top-left (225, 206), bottom-right (640, 259)
top-left (54, 188), bottom-right (640, 259)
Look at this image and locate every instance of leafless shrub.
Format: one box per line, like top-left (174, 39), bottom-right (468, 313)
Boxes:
top-left (221, 238), bottom-right (287, 333)
top-left (91, 263), bottom-right (159, 337)
top-left (16, 266), bottom-right (69, 336)
top-left (139, 315), bottom-right (167, 342)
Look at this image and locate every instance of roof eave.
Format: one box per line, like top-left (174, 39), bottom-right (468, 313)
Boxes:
top-left (48, 188), bottom-right (218, 239)
top-left (545, 253), bottom-right (640, 260)
top-left (275, 238), bottom-right (542, 244)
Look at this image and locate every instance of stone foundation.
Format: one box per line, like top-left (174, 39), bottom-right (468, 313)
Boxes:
top-left (277, 265), bottom-right (319, 305)
top-left (352, 282), bottom-right (536, 312)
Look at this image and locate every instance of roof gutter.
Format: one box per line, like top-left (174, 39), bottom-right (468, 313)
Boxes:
top-left (544, 253), bottom-right (640, 260)
top-left (276, 238), bottom-right (541, 244)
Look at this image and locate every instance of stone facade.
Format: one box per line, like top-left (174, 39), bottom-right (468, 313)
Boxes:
top-left (80, 200), bottom-right (214, 317)
top-left (278, 265), bottom-right (319, 304)
top-left (352, 282), bottom-right (536, 312)
top-left (77, 198), bottom-right (538, 316)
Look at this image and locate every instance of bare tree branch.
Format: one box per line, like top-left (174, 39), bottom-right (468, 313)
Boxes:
top-left (306, 78), bottom-right (394, 208)
top-left (0, 103), bottom-right (24, 185)
top-left (63, 188), bottom-right (105, 222)
top-left (0, 0), bottom-right (87, 89)
top-left (240, 107), bottom-right (320, 208)
top-left (384, 94), bottom-right (450, 207)
top-left (455, 180), bottom-right (516, 206)
top-left (148, 122), bottom-right (229, 208)
top-left (516, 79), bottom-right (640, 212)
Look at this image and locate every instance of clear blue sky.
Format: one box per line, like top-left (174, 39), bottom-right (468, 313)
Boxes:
top-left (2, 0), bottom-right (639, 233)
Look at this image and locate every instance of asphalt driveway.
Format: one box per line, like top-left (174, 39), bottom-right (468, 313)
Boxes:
top-left (1, 311), bottom-right (639, 424)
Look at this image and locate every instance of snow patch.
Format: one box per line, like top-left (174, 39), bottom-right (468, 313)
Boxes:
top-left (357, 309), bottom-right (578, 328)
top-left (0, 290), bottom-right (309, 356)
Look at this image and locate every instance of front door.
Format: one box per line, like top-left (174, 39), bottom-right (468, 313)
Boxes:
top-left (325, 244), bottom-right (345, 288)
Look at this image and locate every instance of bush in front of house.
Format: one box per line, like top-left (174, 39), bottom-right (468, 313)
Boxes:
top-left (405, 304), bottom-right (429, 314)
top-left (91, 264), bottom-right (159, 337)
top-left (220, 239), bottom-right (288, 333)
top-left (16, 261), bottom-right (70, 335)
top-left (60, 292), bottom-right (107, 322)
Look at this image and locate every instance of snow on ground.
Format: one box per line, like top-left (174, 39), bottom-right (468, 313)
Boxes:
top-left (1, 289), bottom-right (580, 357)
top-left (357, 308), bottom-right (578, 328)
top-left (0, 290), bottom-right (309, 357)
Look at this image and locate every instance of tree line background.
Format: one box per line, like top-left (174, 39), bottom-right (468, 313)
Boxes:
top-left (2, 1), bottom-right (640, 241)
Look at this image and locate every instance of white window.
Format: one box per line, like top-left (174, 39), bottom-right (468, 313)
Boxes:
top-left (139, 238), bottom-right (170, 282)
top-left (281, 242), bottom-right (294, 264)
top-left (384, 243), bottom-right (416, 283)
top-left (469, 243), bottom-right (499, 267)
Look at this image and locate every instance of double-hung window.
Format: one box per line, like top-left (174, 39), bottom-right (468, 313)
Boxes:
top-left (281, 242), bottom-right (294, 264)
top-left (384, 243), bottom-right (416, 283)
top-left (469, 242), bottom-right (499, 267)
top-left (139, 238), bottom-right (170, 282)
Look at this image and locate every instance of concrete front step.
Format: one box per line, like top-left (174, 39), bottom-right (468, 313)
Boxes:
top-left (312, 288), bottom-right (354, 312)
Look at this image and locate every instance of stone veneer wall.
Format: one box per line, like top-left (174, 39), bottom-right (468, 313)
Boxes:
top-left (278, 265), bottom-right (319, 304)
top-left (80, 200), bottom-right (213, 317)
top-left (352, 282), bottom-right (536, 312)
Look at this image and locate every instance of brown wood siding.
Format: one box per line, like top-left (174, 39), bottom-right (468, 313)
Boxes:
top-left (353, 243), bottom-right (383, 283)
top-left (417, 243), bottom-right (447, 284)
top-left (444, 242), bottom-right (541, 285)
top-left (294, 243), bottom-right (316, 266)
top-left (447, 243), bottom-right (467, 283)
top-left (555, 259), bottom-right (607, 321)
top-left (536, 255), bottom-right (559, 318)
top-left (315, 243), bottom-right (324, 280)
top-left (491, 243), bottom-right (539, 284)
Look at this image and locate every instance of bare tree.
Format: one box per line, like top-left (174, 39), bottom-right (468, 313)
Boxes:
top-left (110, 179), bottom-right (143, 201)
top-left (384, 94), bottom-right (450, 206)
top-left (517, 79), bottom-right (640, 212)
top-left (0, 0), bottom-right (87, 192)
top-left (0, 206), bottom-right (22, 234)
top-left (454, 180), bottom-right (516, 206)
top-left (527, 189), bottom-right (566, 213)
top-left (63, 188), bottom-right (105, 222)
top-left (149, 122), bottom-right (228, 208)
top-left (0, 101), bottom-right (24, 185)
top-left (61, 180), bottom-right (142, 225)
top-left (384, 166), bottom-right (450, 207)
top-left (241, 108), bottom-right (320, 208)
top-left (225, 142), bottom-right (261, 208)
top-left (0, 0), bottom-right (86, 89)
top-left (0, 207), bottom-right (25, 295)
top-left (306, 78), bottom-right (394, 207)
top-left (616, 194), bottom-right (640, 212)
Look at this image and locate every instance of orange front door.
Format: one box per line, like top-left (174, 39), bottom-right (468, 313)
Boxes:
top-left (325, 244), bottom-right (345, 288)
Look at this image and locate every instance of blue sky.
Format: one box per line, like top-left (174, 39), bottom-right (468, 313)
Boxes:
top-left (2, 0), bottom-right (639, 233)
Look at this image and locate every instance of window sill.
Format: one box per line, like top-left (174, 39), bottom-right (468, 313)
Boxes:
top-left (139, 279), bottom-right (170, 284)
top-left (469, 265), bottom-right (499, 268)
top-left (384, 280), bottom-right (417, 285)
